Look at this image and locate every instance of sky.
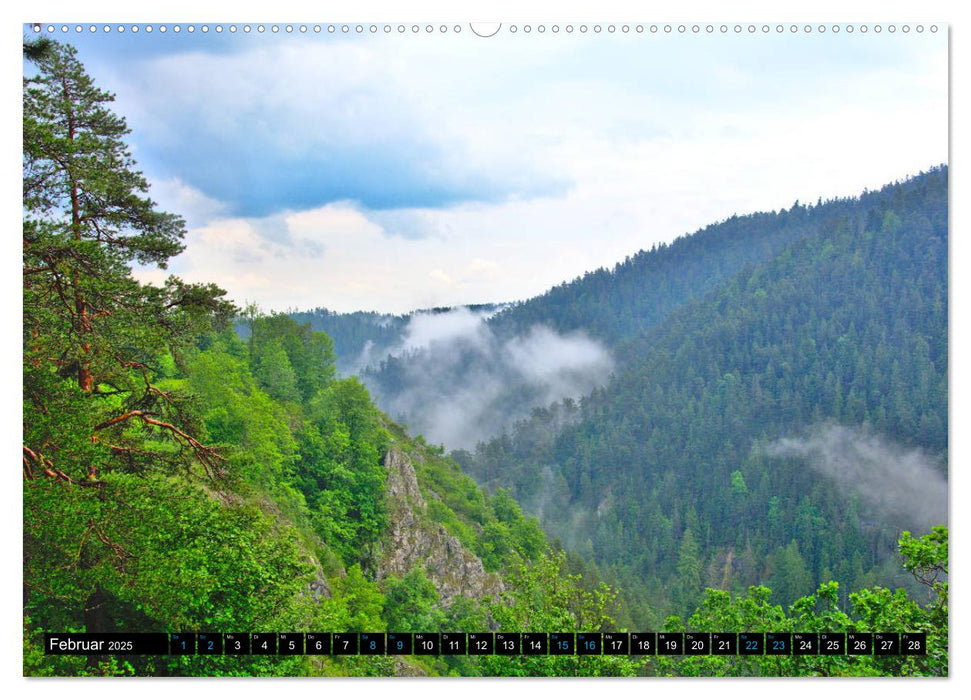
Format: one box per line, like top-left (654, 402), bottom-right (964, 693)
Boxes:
top-left (23, 23), bottom-right (947, 314)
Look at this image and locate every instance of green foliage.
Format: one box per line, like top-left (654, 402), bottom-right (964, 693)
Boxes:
top-left (768, 540), bottom-right (814, 607)
top-left (382, 568), bottom-right (446, 632)
top-left (247, 312), bottom-right (336, 402)
top-left (469, 552), bottom-right (644, 677)
top-left (23, 38), bottom-right (234, 486)
top-left (898, 525), bottom-right (948, 598)
top-left (673, 529), bottom-right (703, 617)
top-left (895, 526), bottom-right (948, 673)
top-left (26, 473), bottom-right (315, 629)
top-left (657, 527), bottom-right (947, 677)
top-left (298, 378), bottom-right (389, 563)
top-left (24, 471), bottom-right (321, 677)
top-left (254, 338), bottom-right (301, 404)
top-left (187, 334), bottom-right (300, 491)
top-left (332, 565), bottom-right (387, 632)
top-left (730, 470), bottom-right (748, 495)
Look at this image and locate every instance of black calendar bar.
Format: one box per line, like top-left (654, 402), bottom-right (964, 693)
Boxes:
top-left (360, 633), bottom-right (385, 655)
top-left (874, 633), bottom-right (899, 656)
top-left (820, 632), bottom-right (845, 655)
top-left (902, 633), bottom-right (926, 655)
top-left (42, 631), bottom-right (928, 656)
top-left (495, 633), bottom-right (520, 655)
top-left (685, 632), bottom-right (710, 655)
top-left (630, 632), bottom-right (656, 655)
top-left (251, 633), bottom-right (277, 655)
top-left (170, 633), bottom-right (195, 655)
top-left (224, 633), bottom-right (249, 654)
top-left (766, 633), bottom-right (791, 656)
top-left (577, 633), bottom-right (602, 655)
top-left (388, 633), bottom-right (412, 655)
top-left (711, 633), bottom-right (736, 655)
top-left (278, 633), bottom-right (304, 655)
top-left (441, 632), bottom-right (466, 655)
top-left (332, 633), bottom-right (358, 655)
top-left (739, 633), bottom-right (764, 655)
top-left (468, 632), bottom-right (494, 655)
top-left (198, 633), bottom-right (222, 655)
top-left (657, 632), bottom-right (683, 655)
top-left (793, 633), bottom-right (817, 655)
top-left (848, 633), bottom-right (873, 655)
top-left (306, 633), bottom-right (330, 654)
top-left (603, 632), bottom-right (629, 655)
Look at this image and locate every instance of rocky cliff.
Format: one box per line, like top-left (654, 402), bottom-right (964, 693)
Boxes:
top-left (376, 447), bottom-right (503, 605)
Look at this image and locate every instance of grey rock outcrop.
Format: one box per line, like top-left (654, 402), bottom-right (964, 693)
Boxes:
top-left (375, 447), bottom-right (503, 605)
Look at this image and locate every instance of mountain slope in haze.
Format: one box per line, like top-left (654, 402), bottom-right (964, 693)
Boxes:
top-left (288, 304), bottom-right (506, 376)
top-left (489, 202), bottom-right (824, 346)
top-left (349, 182), bottom-right (904, 447)
top-left (459, 166), bottom-right (948, 617)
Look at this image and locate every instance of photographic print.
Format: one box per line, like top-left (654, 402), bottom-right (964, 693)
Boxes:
top-left (22, 20), bottom-right (948, 677)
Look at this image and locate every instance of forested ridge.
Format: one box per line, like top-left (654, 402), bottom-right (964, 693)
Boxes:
top-left (460, 167), bottom-right (947, 629)
top-left (331, 172), bottom-right (946, 456)
top-left (22, 38), bottom-right (947, 678)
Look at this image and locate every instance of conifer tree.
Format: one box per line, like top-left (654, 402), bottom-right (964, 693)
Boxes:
top-left (23, 39), bottom-right (233, 484)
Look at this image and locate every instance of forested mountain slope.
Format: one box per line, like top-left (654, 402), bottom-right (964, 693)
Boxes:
top-left (488, 201), bottom-right (824, 346)
top-left (22, 38), bottom-right (947, 678)
top-left (22, 39), bottom-right (637, 678)
top-left (460, 167), bottom-right (948, 618)
top-left (354, 179), bottom-right (939, 447)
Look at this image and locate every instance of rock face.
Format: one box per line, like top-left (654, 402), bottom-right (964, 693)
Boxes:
top-left (307, 566), bottom-right (331, 602)
top-left (376, 447), bottom-right (503, 605)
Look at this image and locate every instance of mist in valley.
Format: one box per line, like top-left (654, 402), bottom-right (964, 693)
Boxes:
top-left (767, 424), bottom-right (948, 533)
top-left (354, 307), bottom-right (614, 450)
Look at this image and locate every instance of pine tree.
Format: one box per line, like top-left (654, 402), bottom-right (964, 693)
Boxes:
top-left (23, 39), bottom-right (240, 644)
top-left (23, 39), bottom-right (233, 484)
top-left (768, 540), bottom-right (813, 607)
top-left (674, 528), bottom-right (703, 617)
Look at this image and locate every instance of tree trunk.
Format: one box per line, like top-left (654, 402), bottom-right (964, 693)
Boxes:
top-left (63, 77), bottom-right (93, 393)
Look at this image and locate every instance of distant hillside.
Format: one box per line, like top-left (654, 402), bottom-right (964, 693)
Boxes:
top-left (459, 167), bottom-right (948, 617)
top-left (355, 183), bottom-right (879, 446)
top-left (488, 202), bottom-right (816, 347)
top-left (288, 304), bottom-right (506, 375)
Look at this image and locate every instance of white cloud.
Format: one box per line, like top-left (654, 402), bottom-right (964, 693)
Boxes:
top-left (114, 29), bottom-right (945, 313)
top-left (397, 307), bottom-right (494, 353)
top-left (506, 327), bottom-right (611, 384)
top-left (360, 308), bottom-right (614, 448)
top-left (768, 425), bottom-right (947, 532)
top-left (147, 177), bottom-right (228, 229)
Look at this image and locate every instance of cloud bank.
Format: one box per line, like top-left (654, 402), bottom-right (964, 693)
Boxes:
top-left (360, 308), bottom-right (613, 449)
top-left (767, 425), bottom-right (947, 532)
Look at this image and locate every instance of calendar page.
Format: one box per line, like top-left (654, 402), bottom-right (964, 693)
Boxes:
top-left (21, 16), bottom-right (948, 680)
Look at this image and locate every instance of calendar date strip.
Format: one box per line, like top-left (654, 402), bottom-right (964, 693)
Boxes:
top-left (43, 631), bottom-right (928, 656)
